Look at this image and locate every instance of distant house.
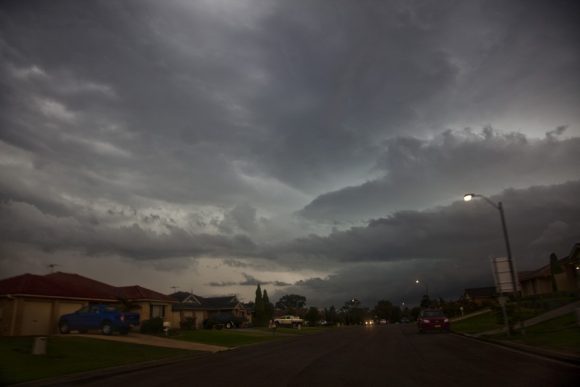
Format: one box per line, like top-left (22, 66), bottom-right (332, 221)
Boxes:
top-left (463, 287), bottom-right (497, 304)
top-left (0, 272), bottom-right (174, 336)
top-left (519, 243), bottom-right (580, 297)
top-left (170, 291), bottom-right (251, 329)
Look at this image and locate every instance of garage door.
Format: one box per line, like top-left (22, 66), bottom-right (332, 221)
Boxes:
top-left (22, 301), bottom-right (53, 335)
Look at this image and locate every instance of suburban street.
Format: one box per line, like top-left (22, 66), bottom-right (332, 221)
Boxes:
top-left (50, 324), bottom-right (578, 387)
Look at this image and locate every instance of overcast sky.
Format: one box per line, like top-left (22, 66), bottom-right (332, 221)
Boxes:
top-left (1, 0), bottom-right (579, 308)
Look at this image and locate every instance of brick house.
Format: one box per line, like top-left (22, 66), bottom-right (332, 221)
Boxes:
top-left (170, 291), bottom-right (251, 329)
top-left (0, 272), bottom-right (174, 336)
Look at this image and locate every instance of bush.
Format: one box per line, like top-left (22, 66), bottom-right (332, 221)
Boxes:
top-left (140, 317), bottom-right (164, 334)
top-left (180, 317), bottom-right (196, 331)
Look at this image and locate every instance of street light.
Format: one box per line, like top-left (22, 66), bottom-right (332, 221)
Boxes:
top-left (463, 193), bottom-right (519, 295)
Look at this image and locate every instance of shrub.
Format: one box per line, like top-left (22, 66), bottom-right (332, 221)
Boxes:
top-left (180, 317), bottom-right (196, 330)
top-left (140, 317), bottom-right (164, 334)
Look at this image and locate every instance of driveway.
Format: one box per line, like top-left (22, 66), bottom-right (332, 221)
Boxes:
top-left (71, 333), bottom-right (228, 353)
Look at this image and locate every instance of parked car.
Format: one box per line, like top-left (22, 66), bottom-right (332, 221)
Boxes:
top-left (203, 313), bottom-right (244, 329)
top-left (273, 315), bottom-right (304, 328)
top-left (59, 304), bottom-right (140, 335)
top-left (417, 309), bottom-right (450, 333)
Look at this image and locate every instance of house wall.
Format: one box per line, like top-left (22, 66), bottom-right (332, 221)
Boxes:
top-left (1, 297), bottom-right (89, 336)
top-left (133, 301), bottom-right (174, 323)
top-left (555, 267), bottom-right (579, 291)
top-left (0, 299), bottom-right (16, 336)
top-left (521, 277), bottom-right (553, 296)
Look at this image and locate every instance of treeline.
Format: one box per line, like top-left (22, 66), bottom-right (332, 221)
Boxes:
top-left (251, 286), bottom-right (479, 327)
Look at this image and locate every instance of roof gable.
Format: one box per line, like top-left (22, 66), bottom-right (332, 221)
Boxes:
top-left (171, 292), bottom-right (242, 310)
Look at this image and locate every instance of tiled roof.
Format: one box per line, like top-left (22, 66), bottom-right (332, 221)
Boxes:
top-left (118, 285), bottom-right (174, 302)
top-left (518, 265), bottom-right (551, 281)
top-left (45, 272), bottom-right (119, 299)
top-left (0, 273), bottom-right (117, 300)
top-left (0, 272), bottom-right (171, 302)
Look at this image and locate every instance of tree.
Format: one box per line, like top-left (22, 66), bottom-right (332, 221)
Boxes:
top-left (324, 305), bottom-right (337, 324)
top-left (305, 307), bottom-right (320, 325)
top-left (420, 294), bottom-right (431, 308)
top-left (275, 294), bottom-right (306, 313)
top-left (263, 289), bottom-right (274, 322)
top-left (254, 284), bottom-right (265, 326)
top-left (373, 300), bottom-right (393, 320)
top-left (342, 298), bottom-right (365, 325)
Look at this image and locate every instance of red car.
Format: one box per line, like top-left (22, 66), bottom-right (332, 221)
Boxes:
top-left (417, 309), bottom-right (450, 333)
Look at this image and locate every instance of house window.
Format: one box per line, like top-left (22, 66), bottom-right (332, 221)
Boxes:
top-left (150, 304), bottom-right (166, 319)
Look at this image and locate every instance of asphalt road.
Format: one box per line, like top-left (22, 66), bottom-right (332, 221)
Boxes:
top-left (55, 325), bottom-right (579, 387)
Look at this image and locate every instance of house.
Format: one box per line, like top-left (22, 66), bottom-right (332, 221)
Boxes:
top-left (463, 287), bottom-right (497, 305)
top-left (519, 243), bottom-right (580, 297)
top-left (171, 292), bottom-right (251, 329)
top-left (117, 285), bottom-right (175, 321)
top-left (0, 272), bottom-right (174, 336)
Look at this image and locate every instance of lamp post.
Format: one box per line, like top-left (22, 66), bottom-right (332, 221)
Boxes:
top-left (463, 193), bottom-right (519, 296)
top-left (464, 193), bottom-right (522, 336)
top-left (415, 280), bottom-right (429, 297)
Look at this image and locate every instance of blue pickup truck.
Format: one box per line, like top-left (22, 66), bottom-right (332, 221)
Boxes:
top-left (58, 304), bottom-right (140, 335)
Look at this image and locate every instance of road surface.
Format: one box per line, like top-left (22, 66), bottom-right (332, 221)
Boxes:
top-left (49, 324), bottom-right (579, 386)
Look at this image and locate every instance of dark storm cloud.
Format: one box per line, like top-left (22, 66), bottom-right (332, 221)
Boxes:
top-left (301, 128), bottom-right (580, 221)
top-left (273, 181), bottom-right (580, 306)
top-left (1, 0), bottom-right (579, 305)
top-left (0, 200), bottom-right (256, 260)
top-left (207, 273), bottom-right (291, 287)
top-left (2, 0), bottom-right (578, 208)
top-left (218, 203), bottom-right (259, 234)
top-left (276, 259), bottom-right (497, 308)
top-left (279, 180), bottom-right (580, 267)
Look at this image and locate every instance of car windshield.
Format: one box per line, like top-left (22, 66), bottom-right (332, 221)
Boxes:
top-left (422, 310), bottom-right (445, 318)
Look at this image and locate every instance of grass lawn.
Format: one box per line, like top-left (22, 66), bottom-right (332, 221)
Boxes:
top-left (492, 313), bottom-right (580, 355)
top-left (452, 311), bottom-right (503, 334)
top-left (0, 336), bottom-right (193, 385)
top-left (173, 326), bottom-right (328, 348)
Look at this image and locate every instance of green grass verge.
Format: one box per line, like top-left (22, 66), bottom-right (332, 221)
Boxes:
top-left (452, 311), bottom-right (503, 334)
top-left (172, 326), bottom-right (327, 347)
top-left (492, 312), bottom-right (580, 355)
top-left (0, 336), bottom-right (192, 385)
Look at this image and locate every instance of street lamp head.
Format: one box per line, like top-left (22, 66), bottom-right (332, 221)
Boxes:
top-left (415, 280), bottom-right (420, 284)
top-left (463, 193), bottom-right (474, 202)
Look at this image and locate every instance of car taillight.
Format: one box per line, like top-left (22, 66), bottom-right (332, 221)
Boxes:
top-left (422, 319), bottom-right (430, 323)
top-left (444, 318), bottom-right (449, 323)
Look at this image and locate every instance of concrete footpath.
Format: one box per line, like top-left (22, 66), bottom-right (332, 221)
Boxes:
top-left (73, 332), bottom-right (229, 353)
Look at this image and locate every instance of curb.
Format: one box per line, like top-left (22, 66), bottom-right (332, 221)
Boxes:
top-left (452, 331), bottom-right (580, 366)
top-left (12, 354), bottom-right (208, 387)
